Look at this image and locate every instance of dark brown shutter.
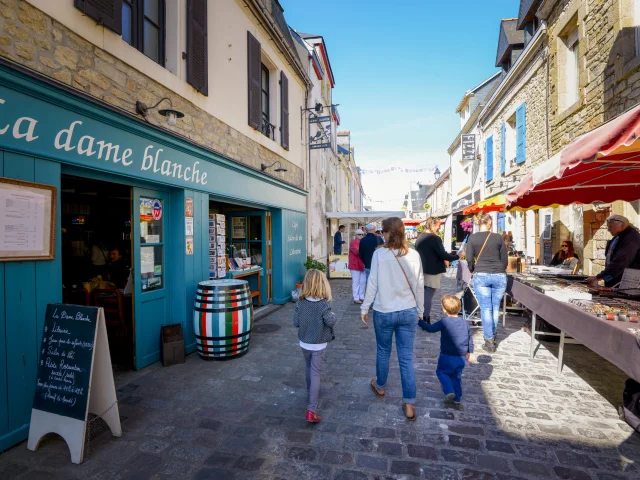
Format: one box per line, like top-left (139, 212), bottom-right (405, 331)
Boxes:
top-left (187, 0), bottom-right (208, 95)
top-left (247, 31), bottom-right (261, 130)
top-left (280, 71), bottom-right (289, 150)
top-left (74, 0), bottom-right (122, 35)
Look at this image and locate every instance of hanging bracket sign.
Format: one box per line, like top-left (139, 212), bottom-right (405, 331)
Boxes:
top-left (309, 142), bottom-right (332, 150)
top-left (461, 134), bottom-right (476, 162)
top-left (309, 115), bottom-right (331, 123)
top-left (27, 304), bottom-right (122, 464)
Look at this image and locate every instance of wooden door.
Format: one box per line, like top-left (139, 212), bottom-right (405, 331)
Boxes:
top-left (133, 189), bottom-right (171, 369)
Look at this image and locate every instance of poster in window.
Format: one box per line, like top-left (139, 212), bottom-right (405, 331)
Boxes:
top-left (542, 214), bottom-right (552, 240)
top-left (232, 217), bottom-right (246, 239)
top-left (185, 217), bottom-right (194, 236)
top-left (0, 178), bottom-right (56, 261)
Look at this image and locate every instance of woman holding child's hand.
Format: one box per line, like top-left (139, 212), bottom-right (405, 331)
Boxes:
top-left (360, 217), bottom-right (424, 421)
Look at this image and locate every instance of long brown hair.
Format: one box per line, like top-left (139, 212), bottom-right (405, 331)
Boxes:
top-left (382, 217), bottom-right (409, 256)
top-left (559, 240), bottom-right (575, 260)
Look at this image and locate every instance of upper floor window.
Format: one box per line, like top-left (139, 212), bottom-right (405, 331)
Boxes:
top-left (563, 27), bottom-right (580, 108)
top-left (261, 64), bottom-right (271, 138)
top-left (122, 0), bottom-right (166, 66)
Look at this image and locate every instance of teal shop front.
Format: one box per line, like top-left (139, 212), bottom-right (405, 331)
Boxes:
top-left (0, 63), bottom-right (306, 452)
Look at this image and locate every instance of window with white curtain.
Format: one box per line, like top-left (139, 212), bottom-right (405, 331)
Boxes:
top-left (564, 27), bottom-right (579, 107)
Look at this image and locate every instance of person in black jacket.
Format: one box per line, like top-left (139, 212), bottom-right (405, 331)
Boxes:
top-left (415, 217), bottom-right (458, 324)
top-left (359, 223), bottom-right (383, 283)
top-left (588, 215), bottom-right (640, 287)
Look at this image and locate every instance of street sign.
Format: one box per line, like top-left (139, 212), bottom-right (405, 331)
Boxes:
top-left (309, 116), bottom-right (331, 123)
top-left (461, 134), bottom-right (476, 161)
top-left (310, 142), bottom-right (332, 150)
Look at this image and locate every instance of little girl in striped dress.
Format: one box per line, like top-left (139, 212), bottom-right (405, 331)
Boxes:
top-left (293, 269), bottom-right (337, 423)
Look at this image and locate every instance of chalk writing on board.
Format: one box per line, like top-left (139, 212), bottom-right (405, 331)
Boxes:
top-left (32, 304), bottom-right (98, 421)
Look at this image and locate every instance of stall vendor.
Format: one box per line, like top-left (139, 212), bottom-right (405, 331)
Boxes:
top-left (107, 247), bottom-right (131, 289)
top-left (550, 240), bottom-right (579, 269)
top-left (588, 215), bottom-right (640, 287)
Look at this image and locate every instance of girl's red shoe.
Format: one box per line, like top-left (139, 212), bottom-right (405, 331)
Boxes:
top-left (306, 410), bottom-right (322, 423)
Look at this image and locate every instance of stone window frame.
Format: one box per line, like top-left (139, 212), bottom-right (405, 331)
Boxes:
top-left (554, 8), bottom-right (584, 120)
top-left (617, 0), bottom-right (640, 79)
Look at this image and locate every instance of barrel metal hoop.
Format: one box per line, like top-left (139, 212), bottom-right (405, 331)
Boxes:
top-left (196, 288), bottom-right (249, 296)
top-left (198, 284), bottom-right (250, 291)
top-left (196, 339), bottom-right (251, 352)
top-left (194, 329), bottom-right (252, 341)
top-left (195, 294), bottom-right (251, 303)
top-left (194, 305), bottom-right (254, 314)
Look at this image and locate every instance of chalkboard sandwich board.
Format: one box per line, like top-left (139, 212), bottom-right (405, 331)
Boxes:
top-left (27, 304), bottom-right (122, 464)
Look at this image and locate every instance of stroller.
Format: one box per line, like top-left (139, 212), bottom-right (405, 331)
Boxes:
top-left (456, 259), bottom-right (482, 326)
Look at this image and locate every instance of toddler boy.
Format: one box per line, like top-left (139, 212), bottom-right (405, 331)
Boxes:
top-left (419, 295), bottom-right (473, 405)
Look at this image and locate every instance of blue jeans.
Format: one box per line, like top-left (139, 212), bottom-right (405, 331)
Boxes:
top-left (472, 272), bottom-right (507, 340)
top-left (436, 353), bottom-right (465, 402)
top-left (365, 268), bottom-right (371, 283)
top-left (373, 308), bottom-right (417, 404)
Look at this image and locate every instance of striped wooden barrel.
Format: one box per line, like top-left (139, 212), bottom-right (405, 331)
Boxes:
top-left (193, 279), bottom-right (254, 359)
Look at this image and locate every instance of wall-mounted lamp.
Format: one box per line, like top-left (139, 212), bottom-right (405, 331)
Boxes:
top-left (261, 161), bottom-right (288, 173)
top-left (434, 167), bottom-right (441, 180)
top-left (136, 97), bottom-right (185, 126)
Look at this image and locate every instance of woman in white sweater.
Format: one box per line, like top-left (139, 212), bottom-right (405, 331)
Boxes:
top-left (361, 217), bottom-right (424, 420)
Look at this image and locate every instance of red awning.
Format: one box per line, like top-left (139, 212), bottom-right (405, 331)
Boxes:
top-left (506, 103), bottom-right (640, 210)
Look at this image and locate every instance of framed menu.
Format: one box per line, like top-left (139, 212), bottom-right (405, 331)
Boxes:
top-left (0, 178), bottom-right (56, 261)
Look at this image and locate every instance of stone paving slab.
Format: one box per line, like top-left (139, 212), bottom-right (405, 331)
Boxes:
top-left (1, 277), bottom-right (640, 479)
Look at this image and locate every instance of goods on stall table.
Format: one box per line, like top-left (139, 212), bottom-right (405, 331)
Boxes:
top-left (569, 298), bottom-right (640, 322)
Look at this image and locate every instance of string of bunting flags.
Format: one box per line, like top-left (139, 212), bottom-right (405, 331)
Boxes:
top-left (354, 166), bottom-right (437, 175)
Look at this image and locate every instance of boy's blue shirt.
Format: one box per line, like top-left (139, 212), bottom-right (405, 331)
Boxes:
top-left (419, 316), bottom-right (474, 356)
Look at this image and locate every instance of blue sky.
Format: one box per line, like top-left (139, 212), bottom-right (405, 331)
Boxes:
top-left (282, 0), bottom-right (518, 208)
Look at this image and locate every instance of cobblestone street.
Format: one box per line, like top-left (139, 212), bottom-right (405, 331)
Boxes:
top-left (1, 277), bottom-right (640, 479)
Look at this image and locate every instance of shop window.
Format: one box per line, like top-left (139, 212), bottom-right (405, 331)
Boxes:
top-left (139, 197), bottom-right (164, 292)
top-left (122, 0), bottom-right (166, 66)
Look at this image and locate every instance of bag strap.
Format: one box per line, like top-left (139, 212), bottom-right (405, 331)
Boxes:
top-left (392, 251), bottom-right (416, 302)
top-left (475, 233), bottom-right (492, 266)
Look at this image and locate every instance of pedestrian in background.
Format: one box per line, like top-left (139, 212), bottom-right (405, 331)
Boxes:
top-left (349, 229), bottom-right (366, 303)
top-left (334, 224), bottom-right (346, 255)
top-left (359, 223), bottom-right (383, 283)
top-left (361, 217), bottom-right (424, 421)
top-left (466, 213), bottom-right (508, 352)
top-left (415, 217), bottom-right (459, 324)
top-left (419, 295), bottom-right (473, 407)
top-left (293, 269), bottom-right (337, 423)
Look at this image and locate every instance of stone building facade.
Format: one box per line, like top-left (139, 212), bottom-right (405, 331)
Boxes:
top-left (478, 14), bottom-right (549, 260)
top-left (541, 0), bottom-right (640, 274)
top-left (0, 0), bottom-right (308, 188)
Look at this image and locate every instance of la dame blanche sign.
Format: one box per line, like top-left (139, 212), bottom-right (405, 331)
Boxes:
top-left (0, 87), bottom-right (211, 188)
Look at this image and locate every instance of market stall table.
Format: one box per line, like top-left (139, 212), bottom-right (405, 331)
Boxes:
top-left (506, 275), bottom-right (640, 381)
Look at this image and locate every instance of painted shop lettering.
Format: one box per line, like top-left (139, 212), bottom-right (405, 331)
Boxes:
top-left (0, 97), bottom-right (208, 186)
top-left (0, 98), bottom-right (39, 142)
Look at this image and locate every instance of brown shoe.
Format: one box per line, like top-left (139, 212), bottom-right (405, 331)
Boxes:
top-left (370, 378), bottom-right (385, 397)
top-left (402, 403), bottom-right (416, 421)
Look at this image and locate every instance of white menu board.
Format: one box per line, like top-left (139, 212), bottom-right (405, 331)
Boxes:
top-left (0, 179), bottom-right (56, 261)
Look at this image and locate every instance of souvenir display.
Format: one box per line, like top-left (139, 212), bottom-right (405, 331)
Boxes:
top-left (511, 273), bottom-right (640, 323)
